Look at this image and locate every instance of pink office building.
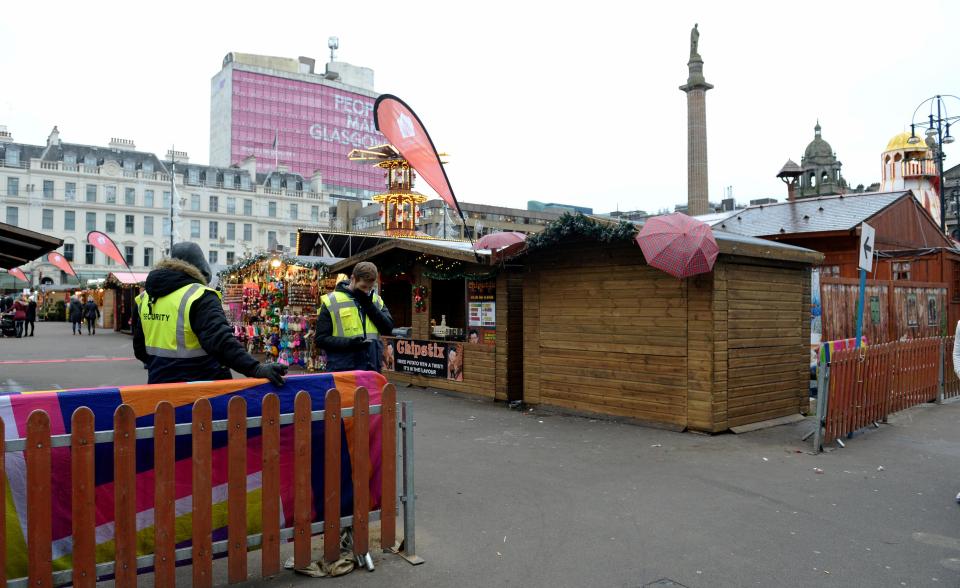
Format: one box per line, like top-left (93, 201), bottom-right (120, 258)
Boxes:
top-left (210, 52), bottom-right (384, 199)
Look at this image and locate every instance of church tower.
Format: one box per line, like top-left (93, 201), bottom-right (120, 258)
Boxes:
top-left (799, 121), bottom-right (845, 197)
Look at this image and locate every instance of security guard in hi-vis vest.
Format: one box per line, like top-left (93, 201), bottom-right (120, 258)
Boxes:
top-left (315, 261), bottom-right (394, 372)
top-left (133, 243), bottom-right (288, 386)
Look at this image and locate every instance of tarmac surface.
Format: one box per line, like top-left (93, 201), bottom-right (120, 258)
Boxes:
top-left (2, 325), bottom-right (960, 587)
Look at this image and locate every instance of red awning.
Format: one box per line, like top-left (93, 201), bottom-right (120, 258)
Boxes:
top-left (107, 272), bottom-right (149, 286)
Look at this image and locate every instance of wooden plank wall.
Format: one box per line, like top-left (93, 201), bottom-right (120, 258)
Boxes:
top-left (525, 243), bottom-right (689, 427)
top-left (820, 278), bottom-right (948, 342)
top-left (725, 263), bottom-right (808, 428)
top-left (495, 270), bottom-right (524, 402)
top-left (387, 344), bottom-right (496, 397)
top-left (686, 274), bottom-right (714, 431)
top-left (711, 264), bottom-right (729, 431)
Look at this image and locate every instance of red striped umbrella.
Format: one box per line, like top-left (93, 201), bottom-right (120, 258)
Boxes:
top-left (635, 213), bottom-right (719, 279)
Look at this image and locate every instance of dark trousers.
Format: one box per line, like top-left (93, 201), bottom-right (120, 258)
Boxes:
top-left (25, 320), bottom-right (34, 336)
top-left (14, 320), bottom-right (24, 338)
top-left (86, 317), bottom-right (96, 334)
top-left (72, 320), bottom-right (82, 334)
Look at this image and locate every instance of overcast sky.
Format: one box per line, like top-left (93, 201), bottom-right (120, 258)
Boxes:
top-left (2, 0), bottom-right (958, 214)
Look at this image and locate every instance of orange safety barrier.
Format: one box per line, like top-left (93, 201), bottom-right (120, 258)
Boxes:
top-left (0, 383), bottom-right (419, 587)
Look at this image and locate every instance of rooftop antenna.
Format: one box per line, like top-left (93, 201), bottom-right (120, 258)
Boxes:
top-left (328, 36), bottom-right (339, 63)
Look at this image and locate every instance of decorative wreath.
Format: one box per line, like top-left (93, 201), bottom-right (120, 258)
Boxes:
top-left (414, 285), bottom-right (428, 313)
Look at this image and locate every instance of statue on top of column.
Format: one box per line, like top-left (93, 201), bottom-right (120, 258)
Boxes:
top-left (690, 23), bottom-right (700, 60)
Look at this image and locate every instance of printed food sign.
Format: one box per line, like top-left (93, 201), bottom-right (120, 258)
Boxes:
top-left (381, 337), bottom-right (463, 381)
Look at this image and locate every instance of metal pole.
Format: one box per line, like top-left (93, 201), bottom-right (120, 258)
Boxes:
top-left (399, 401), bottom-right (423, 565)
top-left (813, 359), bottom-right (829, 453)
top-left (855, 268), bottom-right (866, 349)
top-left (938, 338), bottom-right (945, 404)
top-left (937, 97), bottom-right (946, 231)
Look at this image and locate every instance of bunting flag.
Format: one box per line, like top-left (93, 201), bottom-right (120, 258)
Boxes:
top-left (46, 252), bottom-right (77, 277)
top-left (6, 268), bottom-right (27, 282)
top-left (87, 230), bottom-right (128, 268)
top-left (374, 94), bottom-right (464, 222)
top-left (0, 371), bottom-right (387, 579)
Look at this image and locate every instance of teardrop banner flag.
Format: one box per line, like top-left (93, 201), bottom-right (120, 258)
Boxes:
top-left (374, 94), bottom-right (465, 223)
top-left (6, 268), bottom-right (27, 282)
top-left (47, 252), bottom-right (77, 276)
top-left (87, 230), bottom-right (129, 269)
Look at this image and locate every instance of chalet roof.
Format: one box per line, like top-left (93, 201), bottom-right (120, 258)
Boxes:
top-left (0, 222), bottom-right (63, 269)
top-left (326, 236), bottom-right (492, 273)
top-left (713, 191), bottom-right (910, 237)
top-left (777, 159), bottom-right (803, 177)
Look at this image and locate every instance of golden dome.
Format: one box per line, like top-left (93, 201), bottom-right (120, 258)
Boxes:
top-left (885, 132), bottom-right (931, 153)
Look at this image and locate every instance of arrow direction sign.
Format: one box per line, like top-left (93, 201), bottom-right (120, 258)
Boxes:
top-left (859, 222), bottom-right (876, 272)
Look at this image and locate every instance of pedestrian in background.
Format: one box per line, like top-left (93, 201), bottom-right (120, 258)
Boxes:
top-left (24, 295), bottom-right (36, 337)
top-left (12, 295), bottom-right (27, 338)
top-left (83, 296), bottom-right (100, 335)
top-left (69, 295), bottom-right (83, 335)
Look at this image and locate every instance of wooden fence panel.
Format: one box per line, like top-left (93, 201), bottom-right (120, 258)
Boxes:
top-left (192, 398), bottom-right (213, 588)
top-left (154, 401), bottom-right (176, 588)
top-left (26, 411), bottom-right (52, 588)
top-left (70, 407), bottom-right (96, 588)
top-left (227, 396), bottom-right (248, 584)
top-left (260, 393), bottom-right (281, 578)
top-left (353, 388), bottom-right (370, 558)
top-left (293, 391), bottom-right (312, 569)
top-left (381, 384), bottom-right (397, 551)
top-left (114, 404), bottom-right (137, 587)
top-left (323, 389), bottom-right (342, 564)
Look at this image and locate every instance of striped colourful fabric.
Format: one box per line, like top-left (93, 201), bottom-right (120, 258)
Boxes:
top-left (635, 213), bottom-right (719, 279)
top-left (0, 371), bottom-right (387, 579)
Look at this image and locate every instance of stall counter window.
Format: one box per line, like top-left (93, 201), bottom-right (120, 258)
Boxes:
top-left (429, 278), bottom-right (467, 341)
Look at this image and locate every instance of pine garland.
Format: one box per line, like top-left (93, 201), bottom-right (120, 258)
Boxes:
top-left (524, 213), bottom-right (637, 252)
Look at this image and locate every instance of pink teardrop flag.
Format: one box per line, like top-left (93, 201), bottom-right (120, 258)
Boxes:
top-left (7, 268), bottom-right (27, 282)
top-left (47, 252), bottom-right (77, 276)
top-left (87, 231), bottom-right (127, 267)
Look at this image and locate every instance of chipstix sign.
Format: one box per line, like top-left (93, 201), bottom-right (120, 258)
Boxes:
top-left (381, 337), bottom-right (464, 381)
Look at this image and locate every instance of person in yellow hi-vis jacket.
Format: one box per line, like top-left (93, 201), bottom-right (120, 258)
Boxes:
top-left (315, 262), bottom-right (394, 372)
top-left (132, 242), bottom-right (287, 386)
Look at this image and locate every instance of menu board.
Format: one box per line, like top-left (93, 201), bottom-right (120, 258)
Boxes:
top-left (467, 280), bottom-right (496, 344)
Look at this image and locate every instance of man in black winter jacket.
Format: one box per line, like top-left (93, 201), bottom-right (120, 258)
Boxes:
top-left (315, 262), bottom-right (394, 372)
top-left (132, 242), bottom-right (287, 386)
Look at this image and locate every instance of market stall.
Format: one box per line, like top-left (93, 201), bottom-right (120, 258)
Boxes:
top-left (105, 272), bottom-right (149, 333)
top-left (328, 237), bottom-right (523, 402)
top-left (218, 254), bottom-right (339, 371)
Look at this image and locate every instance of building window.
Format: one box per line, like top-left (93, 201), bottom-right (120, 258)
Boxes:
top-left (124, 246), bottom-right (134, 266)
top-left (83, 154), bottom-right (96, 168)
top-left (105, 213), bottom-right (116, 233)
top-left (240, 175), bottom-right (250, 190)
top-left (289, 203), bottom-right (298, 220)
top-left (43, 180), bottom-right (54, 199)
top-left (268, 202), bottom-right (277, 217)
top-left (209, 195), bottom-right (219, 213)
top-left (144, 215), bottom-right (154, 236)
top-left (125, 214), bottom-right (135, 234)
top-left (893, 261), bottom-right (912, 281)
top-left (125, 188), bottom-right (136, 206)
top-left (226, 251), bottom-right (235, 264)
top-left (85, 244), bottom-right (95, 265)
top-left (7, 177), bottom-right (19, 196)
top-left (227, 222), bottom-right (235, 240)
top-left (227, 197), bottom-right (236, 214)
top-left (42, 208), bottom-right (54, 230)
top-left (144, 189), bottom-right (154, 208)
top-left (162, 191), bottom-right (171, 209)
top-left (162, 217), bottom-right (170, 237)
top-left (64, 210), bottom-right (76, 231)
top-left (144, 247), bottom-right (154, 267)
top-left (86, 184), bottom-right (97, 202)
top-left (86, 212), bottom-right (96, 231)
top-left (65, 182), bottom-right (76, 202)
top-left (191, 194), bottom-right (200, 211)
top-left (190, 220), bottom-right (200, 238)
top-left (208, 250), bottom-right (218, 264)
top-left (243, 199), bottom-right (253, 216)
top-left (818, 265), bottom-right (840, 277)
top-left (243, 223), bottom-right (252, 241)
top-left (142, 161), bottom-right (153, 174)
top-left (209, 221), bottom-right (219, 239)
top-left (267, 231), bottom-right (277, 249)
top-left (289, 232), bottom-right (297, 249)
top-left (5, 206), bottom-right (18, 225)
top-left (188, 168), bottom-right (199, 184)
top-left (311, 206), bottom-right (319, 223)
top-left (64, 244), bottom-right (74, 262)
top-left (105, 185), bottom-right (117, 204)
top-left (953, 262), bottom-right (960, 301)
top-left (5, 148), bottom-right (19, 166)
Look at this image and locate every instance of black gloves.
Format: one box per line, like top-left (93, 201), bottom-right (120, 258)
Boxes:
top-left (349, 336), bottom-right (369, 348)
top-left (254, 363), bottom-right (288, 386)
top-left (352, 289), bottom-right (373, 307)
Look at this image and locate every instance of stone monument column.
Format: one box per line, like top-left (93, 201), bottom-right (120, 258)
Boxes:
top-left (679, 24), bottom-right (714, 217)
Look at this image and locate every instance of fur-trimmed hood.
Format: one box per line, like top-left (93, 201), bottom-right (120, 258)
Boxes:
top-left (144, 258), bottom-right (209, 301)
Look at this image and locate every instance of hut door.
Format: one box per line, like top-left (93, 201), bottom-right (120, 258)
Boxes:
top-left (506, 271), bottom-right (524, 403)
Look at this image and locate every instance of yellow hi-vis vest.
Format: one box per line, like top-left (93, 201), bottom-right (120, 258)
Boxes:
top-left (136, 284), bottom-right (222, 358)
top-left (321, 290), bottom-right (385, 339)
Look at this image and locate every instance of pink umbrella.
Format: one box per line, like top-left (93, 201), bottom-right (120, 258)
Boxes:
top-left (475, 231), bottom-right (527, 251)
top-left (635, 213), bottom-right (719, 279)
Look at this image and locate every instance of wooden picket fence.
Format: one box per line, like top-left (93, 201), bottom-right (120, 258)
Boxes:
top-left (0, 384), bottom-right (421, 588)
top-left (816, 337), bottom-right (950, 449)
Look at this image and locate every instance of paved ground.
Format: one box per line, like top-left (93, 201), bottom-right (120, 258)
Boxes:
top-left (3, 325), bottom-right (960, 587)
